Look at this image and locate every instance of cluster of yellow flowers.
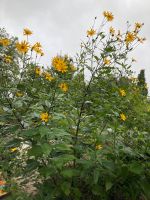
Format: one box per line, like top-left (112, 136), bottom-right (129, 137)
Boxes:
top-left (15, 28), bottom-right (44, 56)
top-left (35, 67), bottom-right (54, 81)
top-left (52, 56), bottom-right (68, 73)
top-left (87, 11), bottom-right (114, 37)
top-left (0, 38), bottom-right (10, 46)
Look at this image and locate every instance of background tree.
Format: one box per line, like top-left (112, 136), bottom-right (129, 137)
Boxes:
top-left (137, 69), bottom-right (148, 96)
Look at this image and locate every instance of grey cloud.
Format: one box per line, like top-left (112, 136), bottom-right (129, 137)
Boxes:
top-left (0, 0), bottom-right (150, 93)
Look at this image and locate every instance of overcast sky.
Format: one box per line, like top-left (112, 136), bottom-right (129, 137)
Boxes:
top-left (0, 0), bottom-right (150, 93)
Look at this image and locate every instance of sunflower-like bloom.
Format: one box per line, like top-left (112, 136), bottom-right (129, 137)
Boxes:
top-left (103, 11), bottom-right (114, 21)
top-left (59, 83), bottom-right (68, 92)
top-left (52, 56), bottom-right (68, 73)
top-left (87, 28), bottom-right (96, 37)
top-left (35, 67), bottom-right (41, 76)
top-left (119, 89), bottom-right (126, 97)
top-left (120, 113), bottom-right (127, 121)
top-left (95, 144), bottom-right (102, 150)
top-left (44, 72), bottom-right (54, 81)
top-left (0, 38), bottom-right (10, 46)
top-left (103, 58), bottom-right (110, 65)
top-left (4, 55), bottom-right (12, 63)
top-left (23, 28), bottom-right (33, 36)
top-left (40, 112), bottom-right (49, 122)
top-left (16, 40), bottom-right (30, 54)
top-left (125, 32), bottom-right (136, 45)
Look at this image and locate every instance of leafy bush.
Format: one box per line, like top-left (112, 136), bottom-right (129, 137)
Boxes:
top-left (0, 12), bottom-right (150, 200)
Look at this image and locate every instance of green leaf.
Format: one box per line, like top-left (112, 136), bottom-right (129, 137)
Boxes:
top-left (93, 169), bottom-right (99, 184)
top-left (61, 169), bottom-right (78, 178)
top-left (28, 145), bottom-right (43, 157)
top-left (42, 143), bottom-right (52, 156)
top-left (129, 163), bottom-right (143, 175)
top-left (105, 179), bottom-right (113, 191)
top-left (61, 182), bottom-right (71, 196)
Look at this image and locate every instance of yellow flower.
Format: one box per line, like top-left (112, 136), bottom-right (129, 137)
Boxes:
top-left (4, 55), bottom-right (12, 63)
top-left (10, 147), bottom-right (18, 152)
top-left (44, 72), bottom-right (54, 81)
top-left (59, 83), bottom-right (68, 92)
top-left (23, 28), bottom-right (33, 36)
top-left (16, 92), bottom-right (24, 97)
top-left (32, 42), bottom-right (42, 50)
top-left (125, 32), bottom-right (136, 44)
top-left (119, 89), bottom-right (126, 97)
top-left (103, 58), bottom-right (110, 65)
top-left (33, 46), bottom-right (43, 55)
top-left (16, 40), bottom-right (30, 54)
top-left (109, 27), bottom-right (115, 36)
top-left (0, 38), bottom-right (10, 46)
top-left (35, 67), bottom-right (41, 76)
top-left (87, 28), bottom-right (96, 37)
top-left (103, 11), bottom-right (114, 21)
top-left (120, 113), bottom-right (127, 121)
top-left (40, 112), bottom-right (49, 122)
top-left (95, 144), bottom-right (102, 150)
top-left (52, 56), bottom-right (68, 73)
